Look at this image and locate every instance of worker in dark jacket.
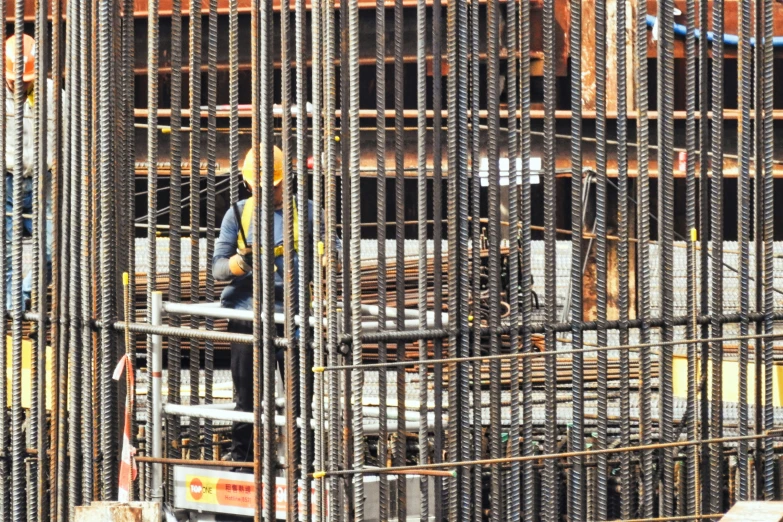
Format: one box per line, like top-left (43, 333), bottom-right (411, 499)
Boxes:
top-left (213, 145), bottom-right (319, 462)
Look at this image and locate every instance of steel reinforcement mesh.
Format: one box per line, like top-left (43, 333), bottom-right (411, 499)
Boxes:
top-left (0, 0), bottom-right (781, 519)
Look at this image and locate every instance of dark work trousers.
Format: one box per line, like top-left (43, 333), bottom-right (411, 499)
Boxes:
top-left (228, 318), bottom-right (286, 462)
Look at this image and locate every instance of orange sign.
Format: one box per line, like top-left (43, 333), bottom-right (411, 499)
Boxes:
top-left (174, 466), bottom-right (326, 519)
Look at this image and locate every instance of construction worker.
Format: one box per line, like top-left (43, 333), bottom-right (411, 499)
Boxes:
top-left (214, 145), bottom-right (329, 463)
top-left (3, 33), bottom-right (57, 310)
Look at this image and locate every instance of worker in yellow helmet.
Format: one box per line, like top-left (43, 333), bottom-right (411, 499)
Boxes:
top-left (3, 33), bottom-right (61, 311)
top-left (213, 145), bottom-right (336, 463)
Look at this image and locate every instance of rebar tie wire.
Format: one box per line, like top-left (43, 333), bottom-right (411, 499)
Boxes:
top-left (310, 429), bottom-right (783, 479)
top-left (318, 330), bottom-right (783, 372)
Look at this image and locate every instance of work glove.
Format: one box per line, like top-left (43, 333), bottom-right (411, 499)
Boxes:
top-left (229, 251), bottom-right (252, 276)
top-left (241, 250), bottom-right (253, 270)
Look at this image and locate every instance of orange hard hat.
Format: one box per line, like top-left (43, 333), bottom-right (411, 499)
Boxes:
top-left (242, 146), bottom-right (284, 187)
top-left (5, 34), bottom-right (36, 83)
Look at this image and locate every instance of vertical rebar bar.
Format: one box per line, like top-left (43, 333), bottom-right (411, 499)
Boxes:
top-left (81, 0), bottom-right (95, 499)
top-left (737, 0), bottom-right (753, 500)
top-left (324, 0), bottom-right (341, 512)
top-left (594, 0), bottom-right (609, 513)
top-left (710, 0), bottom-right (726, 511)
top-left (146, 0), bottom-right (161, 499)
top-left (57, 0), bottom-right (75, 511)
top-left (375, 0), bottom-right (389, 516)
top-left (250, 0), bottom-right (261, 508)
top-left (166, 0), bottom-right (184, 497)
top-left (469, 0), bottom-right (482, 519)
top-left (446, 0), bottom-right (460, 513)
top-left (754, 0), bottom-right (765, 497)
top-left (393, 0), bottom-right (407, 512)
top-left (31, 0), bottom-right (49, 511)
top-left (569, 0), bottom-right (584, 509)
top-left (506, 0), bottom-right (521, 514)
top-left (349, 0), bottom-right (365, 516)
top-left (635, 0), bottom-right (653, 510)
top-left (189, 0), bottom-right (204, 459)
top-left (229, 0), bottom-right (240, 203)
top-left (99, 0), bottom-right (118, 497)
top-left (67, 0), bottom-right (84, 509)
top-left (684, 0), bottom-right (699, 508)
top-left (260, 0), bottom-right (275, 515)
top-left (49, 0), bottom-right (63, 512)
top-left (281, 0), bottom-right (297, 514)
top-left (543, 0), bottom-right (558, 513)
top-left (431, 0), bottom-right (445, 515)
top-left (324, 0), bottom-right (340, 513)
top-left (657, 0), bottom-right (676, 512)
top-left (204, 0), bottom-right (218, 463)
top-left (457, 0), bottom-right (471, 516)
top-left (296, 0), bottom-right (311, 511)
top-left (10, 0), bottom-right (27, 517)
top-left (762, 0), bottom-right (776, 497)
top-left (698, 0), bottom-right (712, 506)
top-left (616, 0), bottom-right (632, 515)
top-left (487, 0), bottom-right (503, 518)
top-left (415, 0), bottom-right (429, 515)
top-left (519, 0), bottom-right (535, 514)
top-left (311, 0), bottom-right (325, 512)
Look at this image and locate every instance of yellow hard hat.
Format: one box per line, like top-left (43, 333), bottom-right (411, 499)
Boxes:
top-left (5, 34), bottom-right (36, 83)
top-left (242, 146), bottom-right (283, 187)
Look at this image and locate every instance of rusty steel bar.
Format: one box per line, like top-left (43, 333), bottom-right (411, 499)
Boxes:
top-left (0, 0), bottom-right (776, 516)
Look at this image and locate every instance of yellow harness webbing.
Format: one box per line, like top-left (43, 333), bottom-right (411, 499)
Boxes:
top-left (237, 197), bottom-right (299, 258)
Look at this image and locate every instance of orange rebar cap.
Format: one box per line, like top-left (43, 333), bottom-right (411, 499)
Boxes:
top-left (5, 34), bottom-right (36, 83)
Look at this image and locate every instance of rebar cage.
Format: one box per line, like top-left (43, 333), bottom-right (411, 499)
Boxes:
top-left (0, 0), bottom-right (780, 519)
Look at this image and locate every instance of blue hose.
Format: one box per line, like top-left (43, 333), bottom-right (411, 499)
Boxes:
top-left (645, 14), bottom-right (783, 47)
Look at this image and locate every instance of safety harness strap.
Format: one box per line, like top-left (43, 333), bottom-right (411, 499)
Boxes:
top-left (236, 196), bottom-right (299, 257)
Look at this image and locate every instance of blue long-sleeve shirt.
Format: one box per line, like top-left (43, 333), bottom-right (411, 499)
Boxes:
top-left (213, 198), bottom-right (336, 312)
